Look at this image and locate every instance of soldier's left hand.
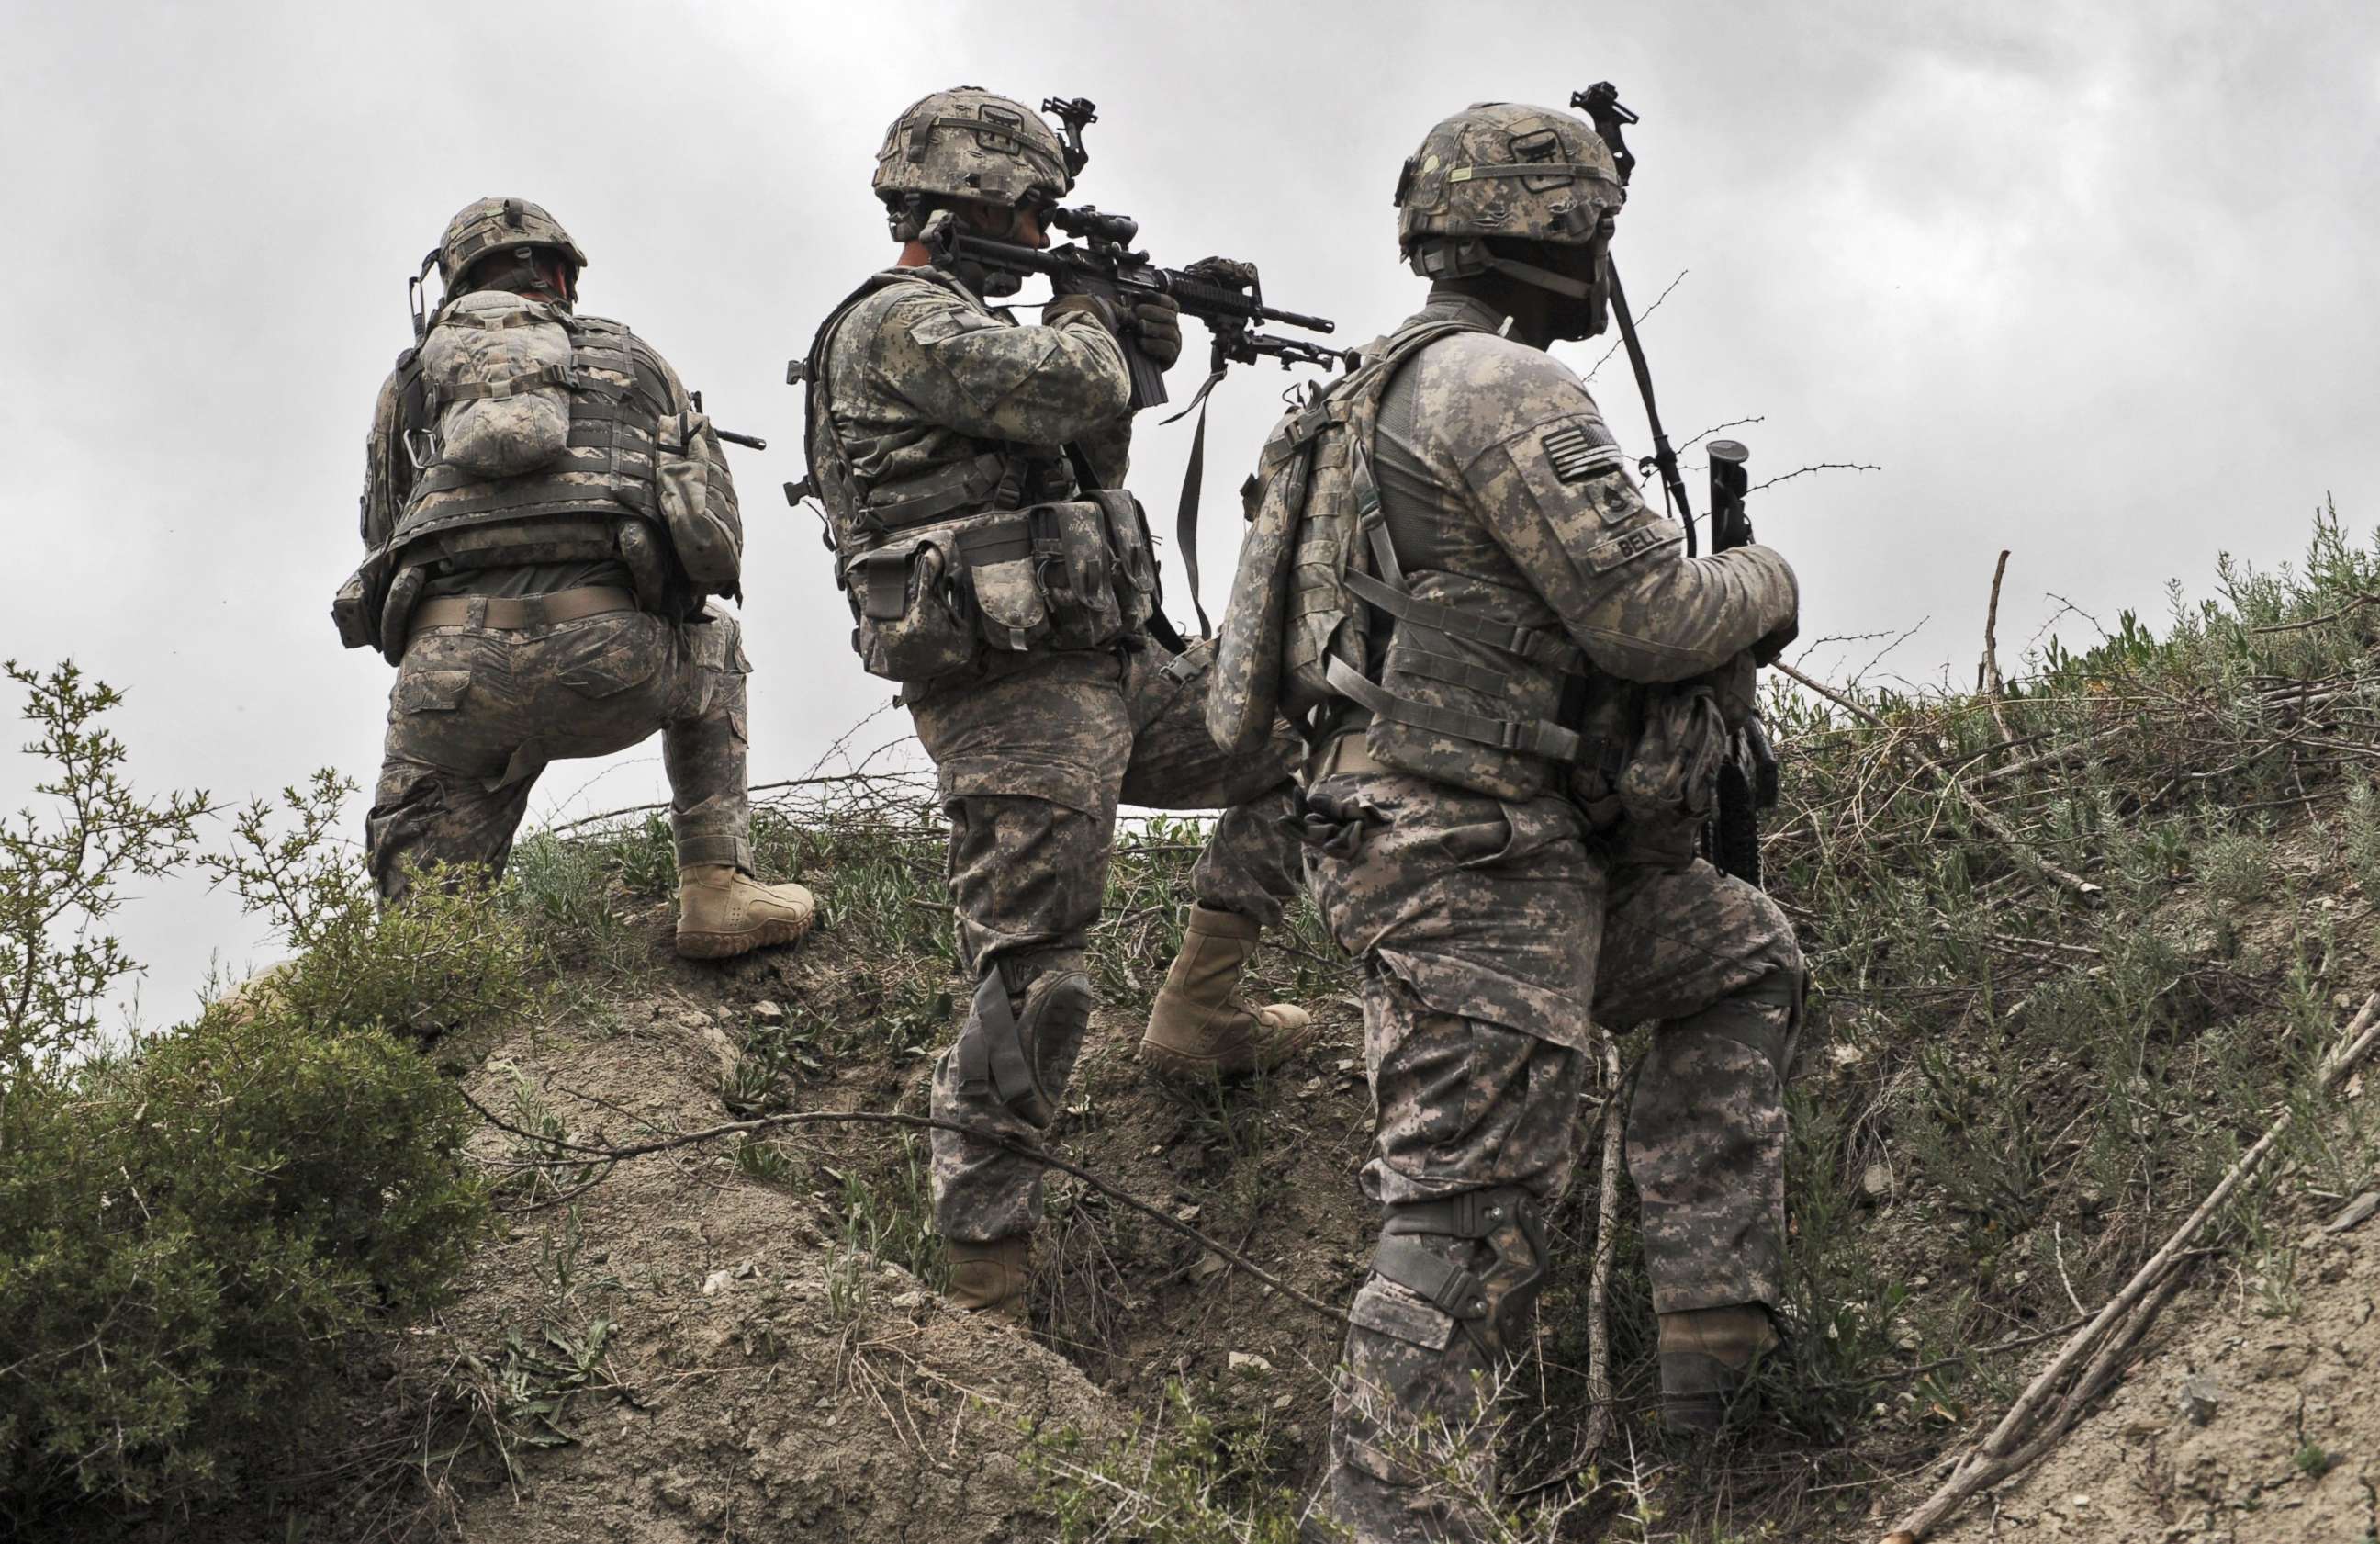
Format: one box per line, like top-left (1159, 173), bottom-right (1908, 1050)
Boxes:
top-left (1131, 294), bottom-right (1184, 371)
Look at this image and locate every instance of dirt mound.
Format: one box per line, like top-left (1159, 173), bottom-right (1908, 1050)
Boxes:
top-left (421, 927), bottom-right (1128, 1544)
top-left (382, 862), bottom-right (1377, 1542)
top-left (1930, 1205), bottom-right (2380, 1543)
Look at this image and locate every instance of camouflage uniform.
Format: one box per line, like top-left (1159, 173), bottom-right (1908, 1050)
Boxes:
top-left (368, 603), bottom-right (752, 898)
top-left (1302, 292), bottom-right (1803, 1543)
top-left (803, 91), bottom-right (1308, 1264)
top-left (811, 261), bottom-right (1304, 1245)
top-left (1202, 104), bottom-right (1804, 1540)
top-left (348, 200), bottom-right (796, 951)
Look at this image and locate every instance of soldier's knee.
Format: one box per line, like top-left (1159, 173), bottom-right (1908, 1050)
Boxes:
top-left (365, 768), bottom-right (448, 902)
top-left (951, 960), bottom-right (1093, 1129)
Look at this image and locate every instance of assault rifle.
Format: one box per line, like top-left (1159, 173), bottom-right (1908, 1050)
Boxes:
top-left (1575, 81), bottom-right (1780, 887)
top-left (918, 203), bottom-right (1343, 411)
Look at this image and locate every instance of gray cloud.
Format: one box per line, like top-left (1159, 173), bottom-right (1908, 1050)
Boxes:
top-left (3, 0), bottom-right (2374, 1021)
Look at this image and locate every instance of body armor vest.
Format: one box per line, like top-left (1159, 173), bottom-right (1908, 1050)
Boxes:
top-left (389, 310), bottom-right (675, 572)
top-left (801, 270), bottom-right (1158, 685)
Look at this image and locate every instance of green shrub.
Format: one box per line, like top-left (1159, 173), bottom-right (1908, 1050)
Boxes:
top-left (0, 1001), bottom-right (486, 1516)
top-left (0, 667), bottom-right (511, 1524)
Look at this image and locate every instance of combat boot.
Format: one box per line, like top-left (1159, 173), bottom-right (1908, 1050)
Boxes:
top-left (944, 1236), bottom-right (1031, 1326)
top-left (674, 864), bottom-right (817, 960)
top-left (1139, 904), bottom-right (1317, 1081)
top-left (1657, 1303), bottom-right (1779, 1434)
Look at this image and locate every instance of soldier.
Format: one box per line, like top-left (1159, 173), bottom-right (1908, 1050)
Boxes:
top-left (799, 89), bottom-right (1316, 1322)
top-left (1207, 104), bottom-right (1803, 1538)
top-left (344, 197), bottom-right (815, 960)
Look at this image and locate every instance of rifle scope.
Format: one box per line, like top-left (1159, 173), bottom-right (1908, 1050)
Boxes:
top-left (1050, 205), bottom-right (1140, 246)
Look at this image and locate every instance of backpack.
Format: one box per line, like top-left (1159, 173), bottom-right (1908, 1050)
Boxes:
top-left (1207, 320), bottom-right (1475, 753)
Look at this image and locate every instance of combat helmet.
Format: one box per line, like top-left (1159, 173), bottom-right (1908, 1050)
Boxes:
top-left (1393, 102), bottom-right (1624, 310)
top-left (434, 197), bottom-right (589, 287)
top-left (872, 87), bottom-right (1075, 241)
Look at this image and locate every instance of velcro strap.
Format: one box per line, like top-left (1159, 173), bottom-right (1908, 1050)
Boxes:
top-left (444, 308), bottom-right (556, 332)
top-left (861, 452), bottom-right (1011, 532)
top-left (1374, 1235), bottom-right (1490, 1321)
top-left (440, 361), bottom-right (578, 402)
top-left (1326, 656), bottom-right (1583, 762)
top-left (951, 513), bottom-right (1050, 569)
top-left (1391, 644), bottom-right (1527, 699)
top-left (954, 970), bottom-right (1038, 1113)
top-left (1447, 163), bottom-right (1619, 186)
top-left (410, 585), bottom-right (637, 632)
top-left (1343, 569), bottom-right (1589, 674)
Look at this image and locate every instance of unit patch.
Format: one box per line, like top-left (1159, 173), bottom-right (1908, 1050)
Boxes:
top-left (1541, 423), bottom-right (1624, 484)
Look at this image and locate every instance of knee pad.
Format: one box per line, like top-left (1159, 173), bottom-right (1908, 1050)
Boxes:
top-left (1371, 1188), bottom-right (1547, 1360)
top-left (954, 964), bottom-right (1093, 1129)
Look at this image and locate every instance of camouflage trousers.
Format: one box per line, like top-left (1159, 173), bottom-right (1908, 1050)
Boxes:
top-left (1300, 772), bottom-right (1802, 1543)
top-left (367, 604), bottom-right (752, 900)
top-left (913, 639), bottom-right (1304, 1245)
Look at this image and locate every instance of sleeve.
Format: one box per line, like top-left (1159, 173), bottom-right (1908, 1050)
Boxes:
top-left (879, 287), bottom-right (1131, 445)
top-left (1071, 415), bottom-right (1135, 490)
top-left (1465, 400), bottom-right (1799, 682)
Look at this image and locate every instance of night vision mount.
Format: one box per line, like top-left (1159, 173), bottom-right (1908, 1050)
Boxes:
top-left (1040, 96), bottom-right (1097, 177)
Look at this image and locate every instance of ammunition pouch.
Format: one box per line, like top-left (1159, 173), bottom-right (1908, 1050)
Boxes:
top-left (953, 965), bottom-right (1094, 1130)
top-left (1371, 1187), bottom-right (1547, 1360)
top-left (839, 492), bottom-right (1158, 686)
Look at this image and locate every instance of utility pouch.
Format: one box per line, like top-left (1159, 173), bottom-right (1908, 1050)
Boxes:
top-left (950, 500), bottom-right (1123, 656)
top-left (1616, 683), bottom-right (1730, 828)
top-left (656, 410), bottom-right (745, 593)
top-left (332, 547), bottom-right (390, 652)
top-left (843, 537), bottom-right (978, 683)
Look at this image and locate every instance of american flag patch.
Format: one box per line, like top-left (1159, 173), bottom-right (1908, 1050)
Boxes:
top-left (1542, 423), bottom-right (1622, 483)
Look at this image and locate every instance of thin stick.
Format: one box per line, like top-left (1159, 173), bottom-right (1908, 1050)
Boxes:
top-left (544, 771), bottom-right (931, 835)
top-left (2249, 592), bottom-right (2380, 635)
top-left (1882, 991), bottom-right (2380, 1542)
top-left (1582, 1033), bottom-right (1626, 1459)
top-left (1979, 551), bottom-right (2017, 748)
top-left (457, 1087), bottom-right (1349, 1324)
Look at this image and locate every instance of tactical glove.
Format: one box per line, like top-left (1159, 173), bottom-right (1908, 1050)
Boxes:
top-left (1128, 293), bottom-right (1183, 370)
top-left (1752, 614), bottom-right (1799, 668)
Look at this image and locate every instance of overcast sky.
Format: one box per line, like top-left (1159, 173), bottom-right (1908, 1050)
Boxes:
top-left (4, 0), bottom-right (2375, 1025)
